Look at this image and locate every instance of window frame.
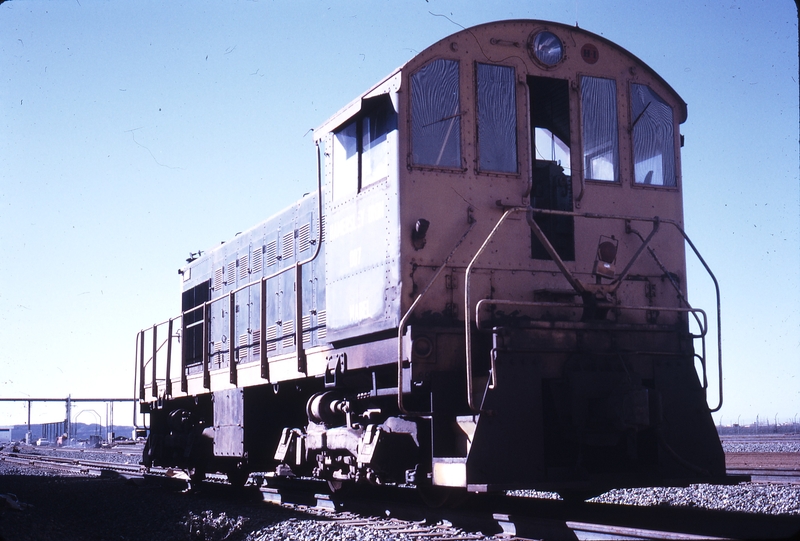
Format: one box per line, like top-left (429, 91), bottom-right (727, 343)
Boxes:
top-left (475, 61), bottom-right (520, 176)
top-left (409, 57), bottom-right (465, 172)
top-left (628, 82), bottom-right (680, 190)
top-left (331, 95), bottom-right (397, 202)
top-left (579, 74), bottom-right (621, 185)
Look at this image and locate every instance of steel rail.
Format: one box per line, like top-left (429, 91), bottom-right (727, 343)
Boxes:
top-left (0, 449), bottom-right (234, 486)
top-left (0, 451), bottom-right (144, 477)
top-left (259, 477), bottom-right (800, 541)
top-left (726, 468), bottom-right (800, 484)
top-left (5, 448), bottom-right (797, 540)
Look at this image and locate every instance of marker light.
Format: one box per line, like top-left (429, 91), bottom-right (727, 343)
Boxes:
top-left (593, 236), bottom-right (618, 279)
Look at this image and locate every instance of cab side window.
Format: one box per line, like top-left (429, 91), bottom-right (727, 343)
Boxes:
top-left (581, 76), bottom-right (619, 182)
top-left (361, 101), bottom-right (396, 188)
top-left (477, 63), bottom-right (517, 173)
top-left (333, 122), bottom-right (359, 201)
top-left (411, 59), bottom-right (461, 168)
top-left (631, 84), bottom-right (676, 187)
top-left (332, 96), bottom-right (397, 201)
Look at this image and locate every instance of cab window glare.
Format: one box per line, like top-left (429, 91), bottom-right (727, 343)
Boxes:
top-left (411, 59), bottom-right (461, 168)
top-left (333, 122), bottom-right (359, 201)
top-left (632, 84), bottom-right (676, 187)
top-left (477, 63), bottom-right (517, 173)
top-left (534, 127), bottom-right (571, 172)
top-left (332, 98), bottom-right (397, 200)
top-left (362, 104), bottom-right (396, 188)
top-left (581, 76), bottom-right (619, 182)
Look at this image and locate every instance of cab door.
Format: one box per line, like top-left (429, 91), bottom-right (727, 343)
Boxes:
top-left (528, 76), bottom-right (575, 261)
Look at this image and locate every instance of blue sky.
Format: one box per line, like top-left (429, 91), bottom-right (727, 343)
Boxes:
top-left (1, 1), bottom-right (797, 428)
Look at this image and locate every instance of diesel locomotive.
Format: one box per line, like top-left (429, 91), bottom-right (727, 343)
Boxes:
top-left (136, 20), bottom-right (731, 498)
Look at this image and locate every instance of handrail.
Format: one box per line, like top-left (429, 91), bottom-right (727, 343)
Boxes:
top-left (229, 291), bottom-right (237, 385)
top-left (137, 142), bottom-right (326, 399)
top-left (152, 323), bottom-right (158, 397)
top-left (526, 208), bottom-right (722, 412)
top-left (475, 299), bottom-right (709, 390)
top-left (626, 222), bottom-right (706, 337)
top-left (151, 324), bottom-right (158, 397)
top-left (397, 220), bottom-right (475, 415)
top-left (474, 299), bottom-right (708, 336)
top-left (138, 332), bottom-right (145, 401)
top-left (464, 207), bottom-right (527, 412)
top-left (145, 254), bottom-right (298, 394)
top-left (165, 318), bottom-right (174, 397)
top-left (462, 207), bottom-right (723, 414)
top-left (673, 221), bottom-right (723, 412)
top-left (136, 318), bottom-right (180, 401)
top-left (526, 208), bottom-right (586, 295)
top-left (475, 299), bottom-right (709, 396)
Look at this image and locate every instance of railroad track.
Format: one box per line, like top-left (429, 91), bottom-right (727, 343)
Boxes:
top-left (261, 479), bottom-right (800, 541)
top-left (0, 450), bottom-right (144, 478)
top-left (0, 449), bottom-right (239, 489)
top-left (728, 467), bottom-right (800, 484)
top-left (3, 450), bottom-right (799, 540)
top-left (721, 434), bottom-right (800, 485)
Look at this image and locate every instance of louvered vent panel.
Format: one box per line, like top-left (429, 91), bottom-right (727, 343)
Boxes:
top-left (226, 262), bottom-right (236, 284)
top-left (298, 223), bottom-right (311, 252)
top-left (266, 241), bottom-right (278, 267)
top-left (282, 320), bottom-right (294, 348)
top-left (239, 255), bottom-right (248, 280)
top-left (282, 231), bottom-right (294, 261)
top-left (213, 268), bottom-right (224, 291)
top-left (302, 315), bottom-right (311, 343)
top-left (238, 333), bottom-right (249, 362)
top-left (251, 248), bottom-right (263, 274)
top-left (321, 215), bottom-right (327, 243)
top-left (252, 329), bottom-right (261, 358)
top-left (317, 310), bottom-right (327, 340)
top-left (213, 341), bottom-right (226, 364)
top-left (266, 326), bottom-right (278, 353)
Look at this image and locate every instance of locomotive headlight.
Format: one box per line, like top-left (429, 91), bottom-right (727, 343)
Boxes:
top-left (530, 31), bottom-right (564, 66)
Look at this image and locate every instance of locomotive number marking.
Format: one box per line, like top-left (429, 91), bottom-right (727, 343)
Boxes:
top-left (328, 202), bottom-right (386, 241)
top-left (581, 43), bottom-right (599, 64)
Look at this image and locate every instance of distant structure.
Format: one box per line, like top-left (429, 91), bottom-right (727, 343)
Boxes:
top-left (0, 426), bottom-right (11, 444)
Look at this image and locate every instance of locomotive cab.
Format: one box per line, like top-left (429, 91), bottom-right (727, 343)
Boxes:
top-left (137, 20), bottom-right (732, 498)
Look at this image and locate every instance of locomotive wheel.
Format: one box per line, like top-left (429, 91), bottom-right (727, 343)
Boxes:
top-left (326, 479), bottom-right (352, 494)
top-left (141, 437), bottom-right (153, 469)
top-left (226, 468), bottom-right (249, 487)
top-left (222, 462), bottom-right (250, 487)
top-left (189, 467), bottom-right (206, 488)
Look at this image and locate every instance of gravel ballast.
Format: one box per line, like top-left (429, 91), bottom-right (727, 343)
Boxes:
top-left (2, 441), bottom-right (798, 541)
